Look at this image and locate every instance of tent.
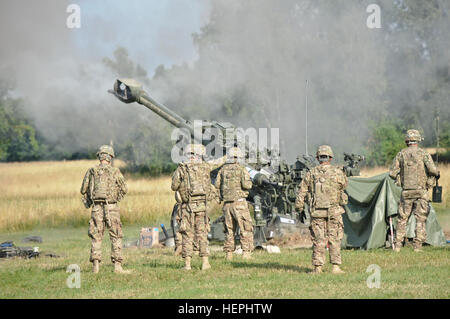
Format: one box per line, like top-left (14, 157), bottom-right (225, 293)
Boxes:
top-left (342, 173), bottom-right (447, 249)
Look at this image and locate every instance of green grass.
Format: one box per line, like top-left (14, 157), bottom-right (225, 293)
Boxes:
top-left (0, 225), bottom-right (449, 299)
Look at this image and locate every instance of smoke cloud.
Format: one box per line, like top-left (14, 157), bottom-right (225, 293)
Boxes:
top-left (1, 0), bottom-right (448, 163)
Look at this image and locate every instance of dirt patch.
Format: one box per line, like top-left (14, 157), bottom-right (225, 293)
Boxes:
top-left (268, 231), bottom-right (312, 249)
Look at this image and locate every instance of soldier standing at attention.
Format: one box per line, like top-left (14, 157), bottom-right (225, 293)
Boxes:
top-left (214, 147), bottom-right (253, 260)
top-left (171, 144), bottom-right (224, 270)
top-left (389, 129), bottom-right (440, 252)
top-left (80, 145), bottom-right (129, 274)
top-left (295, 145), bottom-right (348, 274)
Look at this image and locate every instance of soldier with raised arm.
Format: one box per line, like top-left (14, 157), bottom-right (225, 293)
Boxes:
top-left (295, 145), bottom-right (348, 274)
top-left (389, 129), bottom-right (440, 252)
top-left (80, 145), bottom-right (129, 274)
top-left (171, 144), bottom-right (224, 270)
top-left (215, 147), bottom-right (253, 260)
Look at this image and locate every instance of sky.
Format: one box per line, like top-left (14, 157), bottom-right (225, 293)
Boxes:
top-left (73, 0), bottom-right (210, 75)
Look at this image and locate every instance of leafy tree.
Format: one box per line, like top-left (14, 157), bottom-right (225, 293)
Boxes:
top-left (366, 119), bottom-right (406, 166)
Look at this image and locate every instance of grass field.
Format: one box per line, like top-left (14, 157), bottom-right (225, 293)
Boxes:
top-left (0, 160), bottom-right (449, 299)
top-left (0, 226), bottom-right (449, 298)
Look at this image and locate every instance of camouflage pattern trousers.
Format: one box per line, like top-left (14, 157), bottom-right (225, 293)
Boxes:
top-left (179, 202), bottom-right (210, 258)
top-left (395, 196), bottom-right (429, 249)
top-left (88, 203), bottom-right (123, 263)
top-left (173, 203), bottom-right (199, 252)
top-left (223, 199), bottom-right (254, 253)
top-left (309, 214), bottom-right (343, 266)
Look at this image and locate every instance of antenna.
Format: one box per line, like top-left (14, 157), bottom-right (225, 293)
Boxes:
top-left (436, 114), bottom-right (440, 164)
top-left (305, 79), bottom-right (308, 156)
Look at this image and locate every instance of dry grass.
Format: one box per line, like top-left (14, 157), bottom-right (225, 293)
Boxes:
top-left (0, 160), bottom-right (448, 232)
top-left (0, 160), bottom-right (175, 232)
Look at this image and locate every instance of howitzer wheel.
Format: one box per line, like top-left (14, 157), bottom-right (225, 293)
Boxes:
top-left (262, 185), bottom-right (277, 208)
top-left (285, 182), bottom-right (299, 203)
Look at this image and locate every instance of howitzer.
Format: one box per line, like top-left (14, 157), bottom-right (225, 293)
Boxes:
top-left (343, 153), bottom-right (365, 177)
top-left (109, 79), bottom-right (363, 247)
top-left (109, 79), bottom-right (238, 152)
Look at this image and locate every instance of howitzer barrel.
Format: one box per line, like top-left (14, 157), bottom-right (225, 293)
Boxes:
top-left (109, 78), bottom-right (194, 135)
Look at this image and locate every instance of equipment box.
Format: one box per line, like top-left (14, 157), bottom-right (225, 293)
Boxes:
top-left (139, 227), bottom-right (159, 248)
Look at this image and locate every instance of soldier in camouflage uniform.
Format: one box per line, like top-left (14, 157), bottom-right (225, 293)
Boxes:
top-left (171, 144), bottom-right (224, 270)
top-left (80, 145), bottom-right (130, 274)
top-left (215, 147), bottom-right (253, 260)
top-left (295, 145), bottom-right (348, 274)
top-left (389, 129), bottom-right (440, 252)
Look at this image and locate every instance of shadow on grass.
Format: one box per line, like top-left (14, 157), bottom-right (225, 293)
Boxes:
top-left (230, 261), bottom-right (311, 273)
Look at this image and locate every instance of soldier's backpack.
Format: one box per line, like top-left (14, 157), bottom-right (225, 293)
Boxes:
top-left (220, 164), bottom-right (243, 202)
top-left (312, 166), bottom-right (341, 209)
top-left (91, 165), bottom-right (114, 201)
top-left (184, 163), bottom-right (210, 198)
top-left (401, 149), bottom-right (426, 190)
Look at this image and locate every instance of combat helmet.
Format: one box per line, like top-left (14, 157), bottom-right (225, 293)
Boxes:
top-left (185, 143), bottom-right (206, 156)
top-left (96, 145), bottom-right (115, 159)
top-left (227, 147), bottom-right (243, 158)
top-left (316, 145), bottom-right (334, 158)
top-left (404, 129), bottom-right (423, 143)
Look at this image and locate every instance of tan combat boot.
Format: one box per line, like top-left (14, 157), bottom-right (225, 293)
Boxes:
top-left (413, 245), bottom-right (423, 252)
top-left (242, 251), bottom-right (252, 260)
top-left (394, 247), bottom-right (401, 252)
top-left (114, 262), bottom-right (131, 274)
top-left (183, 256), bottom-right (192, 270)
top-left (332, 265), bottom-right (345, 274)
top-left (225, 252), bottom-right (233, 261)
top-left (201, 256), bottom-right (211, 270)
top-left (93, 260), bottom-right (99, 274)
top-left (311, 265), bottom-right (322, 274)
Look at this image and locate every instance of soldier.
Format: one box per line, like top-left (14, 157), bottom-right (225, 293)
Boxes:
top-left (389, 129), bottom-right (440, 252)
top-left (80, 145), bottom-right (130, 274)
top-left (295, 145), bottom-right (348, 274)
top-left (171, 144), bottom-right (223, 270)
top-left (214, 147), bottom-right (253, 260)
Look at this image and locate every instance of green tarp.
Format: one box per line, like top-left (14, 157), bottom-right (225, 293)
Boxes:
top-left (342, 172), bottom-right (446, 249)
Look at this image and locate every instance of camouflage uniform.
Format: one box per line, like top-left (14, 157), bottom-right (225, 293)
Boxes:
top-left (80, 145), bottom-right (128, 273)
top-left (173, 191), bottom-right (199, 256)
top-left (389, 130), bottom-right (439, 251)
top-left (171, 144), bottom-right (224, 269)
top-left (295, 145), bottom-right (348, 273)
top-left (214, 147), bottom-right (253, 257)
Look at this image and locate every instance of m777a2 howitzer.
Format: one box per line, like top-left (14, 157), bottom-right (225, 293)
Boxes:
top-left (109, 78), bottom-right (364, 247)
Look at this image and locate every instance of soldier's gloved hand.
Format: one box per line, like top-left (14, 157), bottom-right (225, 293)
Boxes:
top-left (436, 171), bottom-right (440, 180)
